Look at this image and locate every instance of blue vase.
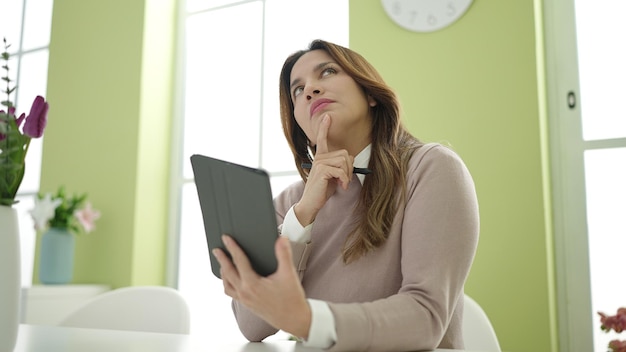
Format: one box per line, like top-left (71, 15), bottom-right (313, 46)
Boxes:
top-left (39, 228), bottom-right (75, 284)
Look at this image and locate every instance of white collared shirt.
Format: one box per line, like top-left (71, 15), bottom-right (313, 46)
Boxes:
top-left (281, 145), bottom-right (371, 348)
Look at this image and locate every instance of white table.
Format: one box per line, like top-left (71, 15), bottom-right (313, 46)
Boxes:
top-left (14, 324), bottom-right (470, 352)
top-left (21, 285), bottom-right (111, 325)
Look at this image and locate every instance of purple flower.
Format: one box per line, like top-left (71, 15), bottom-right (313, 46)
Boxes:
top-left (1, 107), bottom-right (16, 116)
top-left (16, 112), bottom-right (26, 127)
top-left (22, 95), bottom-right (49, 138)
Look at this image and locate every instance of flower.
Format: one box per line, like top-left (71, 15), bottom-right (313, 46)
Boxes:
top-left (0, 37), bottom-right (50, 206)
top-left (599, 308), bottom-right (626, 352)
top-left (29, 193), bottom-right (62, 230)
top-left (610, 340), bottom-right (626, 352)
top-left (74, 202), bottom-right (100, 233)
top-left (30, 186), bottom-right (101, 235)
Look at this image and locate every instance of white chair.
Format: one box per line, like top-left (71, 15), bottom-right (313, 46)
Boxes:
top-left (58, 285), bottom-right (190, 334)
top-left (463, 294), bottom-right (501, 352)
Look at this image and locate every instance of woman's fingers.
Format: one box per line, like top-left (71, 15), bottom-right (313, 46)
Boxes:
top-left (221, 235), bottom-right (256, 280)
top-left (212, 247), bottom-right (237, 279)
top-left (312, 114), bottom-right (355, 186)
top-left (275, 236), bottom-right (296, 276)
top-left (215, 235), bottom-right (310, 336)
top-left (212, 235), bottom-right (259, 296)
top-left (315, 114), bottom-right (330, 154)
top-left (212, 247), bottom-right (239, 299)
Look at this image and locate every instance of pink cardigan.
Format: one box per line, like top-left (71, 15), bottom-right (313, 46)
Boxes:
top-left (232, 143), bottom-right (480, 351)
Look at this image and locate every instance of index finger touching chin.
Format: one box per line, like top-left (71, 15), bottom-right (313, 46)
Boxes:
top-left (315, 114), bottom-right (331, 154)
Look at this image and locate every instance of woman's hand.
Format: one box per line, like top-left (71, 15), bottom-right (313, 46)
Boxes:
top-left (212, 235), bottom-right (312, 339)
top-left (295, 114), bottom-right (354, 225)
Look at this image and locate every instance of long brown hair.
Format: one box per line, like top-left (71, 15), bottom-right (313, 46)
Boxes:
top-left (279, 39), bottom-right (422, 263)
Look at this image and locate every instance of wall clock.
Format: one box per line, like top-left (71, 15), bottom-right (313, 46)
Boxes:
top-left (381, 0), bottom-right (473, 33)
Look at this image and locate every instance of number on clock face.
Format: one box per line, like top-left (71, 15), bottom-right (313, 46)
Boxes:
top-left (381, 0), bottom-right (473, 33)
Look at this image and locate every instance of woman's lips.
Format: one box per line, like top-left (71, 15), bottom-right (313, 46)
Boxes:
top-left (310, 99), bottom-right (334, 117)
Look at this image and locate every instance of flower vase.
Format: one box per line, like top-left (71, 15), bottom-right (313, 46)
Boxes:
top-left (39, 228), bottom-right (75, 285)
top-left (0, 205), bottom-right (21, 352)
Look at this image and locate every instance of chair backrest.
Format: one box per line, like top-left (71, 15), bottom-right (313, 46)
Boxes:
top-left (58, 285), bottom-right (190, 334)
top-left (463, 294), bottom-right (501, 352)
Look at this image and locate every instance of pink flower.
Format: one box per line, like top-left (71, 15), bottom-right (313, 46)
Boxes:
top-left (74, 202), bottom-right (101, 233)
top-left (600, 308), bottom-right (626, 333)
top-left (22, 95), bottom-right (49, 138)
top-left (609, 339), bottom-right (626, 352)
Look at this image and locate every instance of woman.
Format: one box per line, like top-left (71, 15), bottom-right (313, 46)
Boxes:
top-left (212, 39), bottom-right (479, 351)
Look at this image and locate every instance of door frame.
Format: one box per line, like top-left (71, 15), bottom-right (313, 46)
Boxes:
top-left (542, 0), bottom-right (593, 351)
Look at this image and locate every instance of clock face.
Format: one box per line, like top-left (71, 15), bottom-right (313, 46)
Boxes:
top-left (381, 0), bottom-right (473, 33)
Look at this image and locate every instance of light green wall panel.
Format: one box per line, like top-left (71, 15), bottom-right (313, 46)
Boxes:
top-left (131, 0), bottom-right (176, 285)
top-left (36, 0), bottom-right (176, 288)
top-left (350, 1), bottom-right (556, 352)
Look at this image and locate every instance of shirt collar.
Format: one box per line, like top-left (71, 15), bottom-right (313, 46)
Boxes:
top-left (354, 144), bottom-right (371, 185)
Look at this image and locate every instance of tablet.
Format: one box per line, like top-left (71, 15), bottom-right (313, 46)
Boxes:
top-left (190, 154), bottom-right (279, 279)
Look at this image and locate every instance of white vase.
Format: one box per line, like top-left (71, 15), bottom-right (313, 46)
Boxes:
top-left (0, 205), bottom-right (21, 352)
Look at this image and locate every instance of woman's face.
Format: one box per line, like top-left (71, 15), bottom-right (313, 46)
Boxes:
top-left (289, 49), bottom-right (375, 154)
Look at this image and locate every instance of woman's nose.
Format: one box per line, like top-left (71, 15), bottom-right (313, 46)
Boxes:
top-left (306, 88), bottom-right (321, 100)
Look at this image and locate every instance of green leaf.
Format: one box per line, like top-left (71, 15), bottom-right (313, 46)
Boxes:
top-left (0, 198), bottom-right (18, 206)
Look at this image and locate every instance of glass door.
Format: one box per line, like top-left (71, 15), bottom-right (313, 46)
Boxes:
top-left (574, 1), bottom-right (626, 351)
top-left (544, 0), bottom-right (626, 351)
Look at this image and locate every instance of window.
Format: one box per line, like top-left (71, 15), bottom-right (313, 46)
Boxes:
top-left (170, 0), bottom-right (348, 339)
top-left (0, 0), bottom-right (54, 288)
top-left (544, 0), bottom-right (626, 350)
top-left (574, 1), bottom-right (626, 350)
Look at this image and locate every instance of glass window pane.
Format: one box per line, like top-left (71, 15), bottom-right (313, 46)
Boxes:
top-left (584, 147), bottom-right (626, 352)
top-left (261, 0), bottom-right (349, 172)
top-left (176, 1), bottom-right (348, 342)
top-left (182, 2), bottom-right (263, 178)
top-left (269, 174), bottom-right (302, 196)
top-left (19, 137), bottom-right (44, 194)
top-left (186, 0), bottom-right (241, 13)
top-left (15, 50), bottom-right (49, 114)
top-left (178, 183), bottom-right (247, 340)
top-left (0, 1), bottom-right (24, 50)
top-left (575, 0), bottom-right (626, 140)
top-left (22, 0), bottom-right (54, 50)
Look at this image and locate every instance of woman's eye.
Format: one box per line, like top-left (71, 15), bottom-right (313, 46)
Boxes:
top-left (293, 86), bottom-right (304, 97)
top-left (321, 67), bottom-right (336, 77)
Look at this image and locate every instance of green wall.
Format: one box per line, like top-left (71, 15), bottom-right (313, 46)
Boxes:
top-left (35, 0), bottom-right (176, 288)
top-left (38, 0), bottom-right (556, 351)
top-left (349, 1), bottom-right (556, 352)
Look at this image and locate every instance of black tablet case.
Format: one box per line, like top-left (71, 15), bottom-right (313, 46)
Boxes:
top-left (190, 154), bottom-right (279, 278)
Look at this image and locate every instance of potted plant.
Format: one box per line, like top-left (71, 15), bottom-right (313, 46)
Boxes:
top-left (0, 37), bottom-right (49, 352)
top-left (30, 186), bottom-right (101, 284)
